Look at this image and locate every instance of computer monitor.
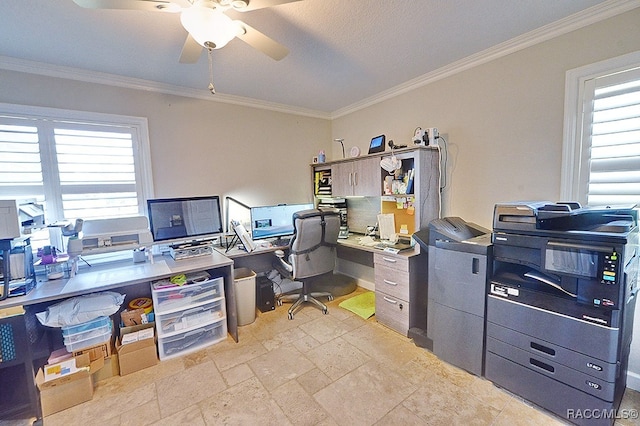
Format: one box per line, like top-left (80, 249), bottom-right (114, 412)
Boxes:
top-left (147, 196), bottom-right (223, 243)
top-left (250, 203), bottom-right (314, 240)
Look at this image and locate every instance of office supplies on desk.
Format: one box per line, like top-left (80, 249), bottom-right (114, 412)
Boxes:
top-left (0, 237), bottom-right (36, 300)
top-left (377, 213), bottom-right (395, 240)
top-left (357, 236), bottom-right (378, 247)
top-left (230, 220), bottom-right (257, 252)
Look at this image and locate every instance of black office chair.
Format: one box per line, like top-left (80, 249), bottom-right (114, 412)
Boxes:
top-left (274, 208), bottom-right (340, 319)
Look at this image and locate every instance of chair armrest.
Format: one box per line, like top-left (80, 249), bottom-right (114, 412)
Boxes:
top-left (274, 249), bottom-right (293, 273)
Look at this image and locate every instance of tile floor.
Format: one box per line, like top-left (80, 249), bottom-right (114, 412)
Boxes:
top-left (34, 288), bottom-right (640, 425)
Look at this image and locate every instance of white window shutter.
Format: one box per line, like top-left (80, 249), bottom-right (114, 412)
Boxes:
top-left (584, 67), bottom-right (640, 207)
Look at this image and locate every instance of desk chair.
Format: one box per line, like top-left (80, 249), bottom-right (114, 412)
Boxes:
top-left (274, 208), bottom-right (340, 319)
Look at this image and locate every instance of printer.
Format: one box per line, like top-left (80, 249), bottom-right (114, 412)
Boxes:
top-left (486, 201), bottom-right (638, 426)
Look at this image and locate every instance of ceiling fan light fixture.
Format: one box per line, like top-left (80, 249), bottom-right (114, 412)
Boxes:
top-left (180, 4), bottom-right (239, 49)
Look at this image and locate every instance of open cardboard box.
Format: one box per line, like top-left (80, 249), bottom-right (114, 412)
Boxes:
top-left (116, 322), bottom-right (158, 376)
top-left (36, 353), bottom-right (104, 417)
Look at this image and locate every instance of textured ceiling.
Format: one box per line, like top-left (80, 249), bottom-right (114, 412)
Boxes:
top-left (0, 0), bottom-right (635, 115)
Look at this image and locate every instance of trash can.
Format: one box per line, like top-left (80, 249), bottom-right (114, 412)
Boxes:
top-left (234, 268), bottom-right (257, 326)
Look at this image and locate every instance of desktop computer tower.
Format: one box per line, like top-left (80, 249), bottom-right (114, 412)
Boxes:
top-left (257, 276), bottom-right (275, 312)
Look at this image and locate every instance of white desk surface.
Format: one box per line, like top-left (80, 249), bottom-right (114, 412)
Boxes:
top-left (336, 234), bottom-right (421, 257)
top-left (0, 250), bottom-right (233, 309)
top-left (0, 235), bottom-right (417, 309)
top-left (218, 242), bottom-right (286, 259)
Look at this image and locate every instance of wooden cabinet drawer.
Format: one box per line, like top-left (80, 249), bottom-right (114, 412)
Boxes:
top-left (375, 264), bottom-right (409, 300)
top-left (375, 293), bottom-right (409, 335)
top-left (374, 252), bottom-right (410, 272)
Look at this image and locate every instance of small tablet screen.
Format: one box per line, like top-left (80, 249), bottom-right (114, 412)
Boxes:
top-left (368, 134), bottom-right (385, 154)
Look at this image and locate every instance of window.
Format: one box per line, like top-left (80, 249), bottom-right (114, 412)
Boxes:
top-left (0, 103), bottom-right (153, 247)
top-left (561, 51), bottom-right (640, 207)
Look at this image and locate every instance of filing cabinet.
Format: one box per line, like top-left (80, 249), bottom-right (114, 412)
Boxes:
top-left (374, 252), bottom-right (413, 335)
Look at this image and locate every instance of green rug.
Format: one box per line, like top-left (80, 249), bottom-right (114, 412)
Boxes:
top-left (339, 291), bottom-right (375, 319)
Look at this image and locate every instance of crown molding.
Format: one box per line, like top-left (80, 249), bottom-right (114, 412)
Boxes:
top-left (0, 55), bottom-right (331, 120)
top-left (1, 0), bottom-right (637, 121)
top-left (331, 0), bottom-right (640, 119)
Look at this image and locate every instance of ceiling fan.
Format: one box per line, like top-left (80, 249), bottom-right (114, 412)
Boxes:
top-left (71, 0), bottom-right (300, 63)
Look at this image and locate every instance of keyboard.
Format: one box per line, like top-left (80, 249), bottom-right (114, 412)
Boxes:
top-left (272, 237), bottom-right (291, 247)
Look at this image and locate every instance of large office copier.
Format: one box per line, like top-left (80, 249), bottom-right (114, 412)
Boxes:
top-left (485, 202), bottom-right (638, 425)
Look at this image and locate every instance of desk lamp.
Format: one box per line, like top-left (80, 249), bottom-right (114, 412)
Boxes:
top-left (334, 138), bottom-right (345, 159)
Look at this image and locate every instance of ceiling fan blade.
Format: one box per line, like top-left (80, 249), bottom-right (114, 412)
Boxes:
top-left (234, 0), bottom-right (302, 12)
top-left (179, 33), bottom-right (203, 63)
top-left (235, 21), bottom-right (288, 61)
top-left (71, 0), bottom-right (186, 12)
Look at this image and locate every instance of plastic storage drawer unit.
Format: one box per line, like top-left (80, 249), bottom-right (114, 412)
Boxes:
top-left (155, 299), bottom-right (226, 337)
top-left (63, 320), bottom-right (112, 352)
top-left (62, 316), bottom-right (111, 344)
top-left (158, 319), bottom-right (227, 360)
top-left (152, 277), bottom-right (224, 314)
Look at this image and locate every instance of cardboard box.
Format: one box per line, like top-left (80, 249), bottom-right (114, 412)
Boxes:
top-left (93, 354), bottom-right (119, 382)
top-left (116, 323), bottom-right (158, 376)
top-left (120, 308), bottom-right (146, 326)
top-left (72, 339), bottom-right (113, 361)
top-left (36, 353), bottom-right (104, 417)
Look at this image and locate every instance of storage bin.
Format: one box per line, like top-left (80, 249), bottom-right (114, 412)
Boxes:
top-left (151, 277), bottom-right (224, 314)
top-left (62, 317), bottom-right (110, 336)
top-left (64, 322), bottom-right (112, 352)
top-left (234, 268), bottom-right (256, 326)
top-left (62, 317), bottom-right (111, 344)
top-left (155, 299), bottom-right (225, 337)
top-left (158, 319), bottom-right (226, 360)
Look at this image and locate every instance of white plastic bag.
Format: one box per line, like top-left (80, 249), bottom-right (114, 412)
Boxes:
top-left (36, 291), bottom-right (125, 327)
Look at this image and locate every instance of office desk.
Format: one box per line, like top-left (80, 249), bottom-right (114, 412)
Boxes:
top-left (0, 250), bottom-right (238, 342)
top-left (336, 234), bottom-right (428, 337)
top-left (219, 242), bottom-right (289, 274)
top-left (336, 234), bottom-right (421, 266)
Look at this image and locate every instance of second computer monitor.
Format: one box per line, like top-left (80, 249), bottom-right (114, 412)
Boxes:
top-left (250, 203), bottom-right (314, 240)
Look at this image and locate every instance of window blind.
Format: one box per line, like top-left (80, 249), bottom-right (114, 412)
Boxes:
top-left (584, 67), bottom-right (640, 207)
top-left (0, 106), bottom-right (151, 225)
top-left (0, 121), bottom-right (43, 197)
top-left (53, 127), bottom-right (140, 219)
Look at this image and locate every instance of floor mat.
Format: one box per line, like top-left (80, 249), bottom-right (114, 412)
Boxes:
top-left (338, 291), bottom-right (375, 319)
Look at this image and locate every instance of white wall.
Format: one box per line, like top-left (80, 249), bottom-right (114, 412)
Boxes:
top-left (0, 69), bottom-right (332, 209)
top-left (331, 8), bottom-right (640, 391)
top-left (331, 8), bottom-right (640, 228)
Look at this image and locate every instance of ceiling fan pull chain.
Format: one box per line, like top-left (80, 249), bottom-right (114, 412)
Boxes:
top-left (208, 46), bottom-right (216, 95)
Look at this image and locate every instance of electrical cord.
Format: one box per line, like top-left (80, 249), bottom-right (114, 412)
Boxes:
top-left (438, 135), bottom-right (448, 192)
